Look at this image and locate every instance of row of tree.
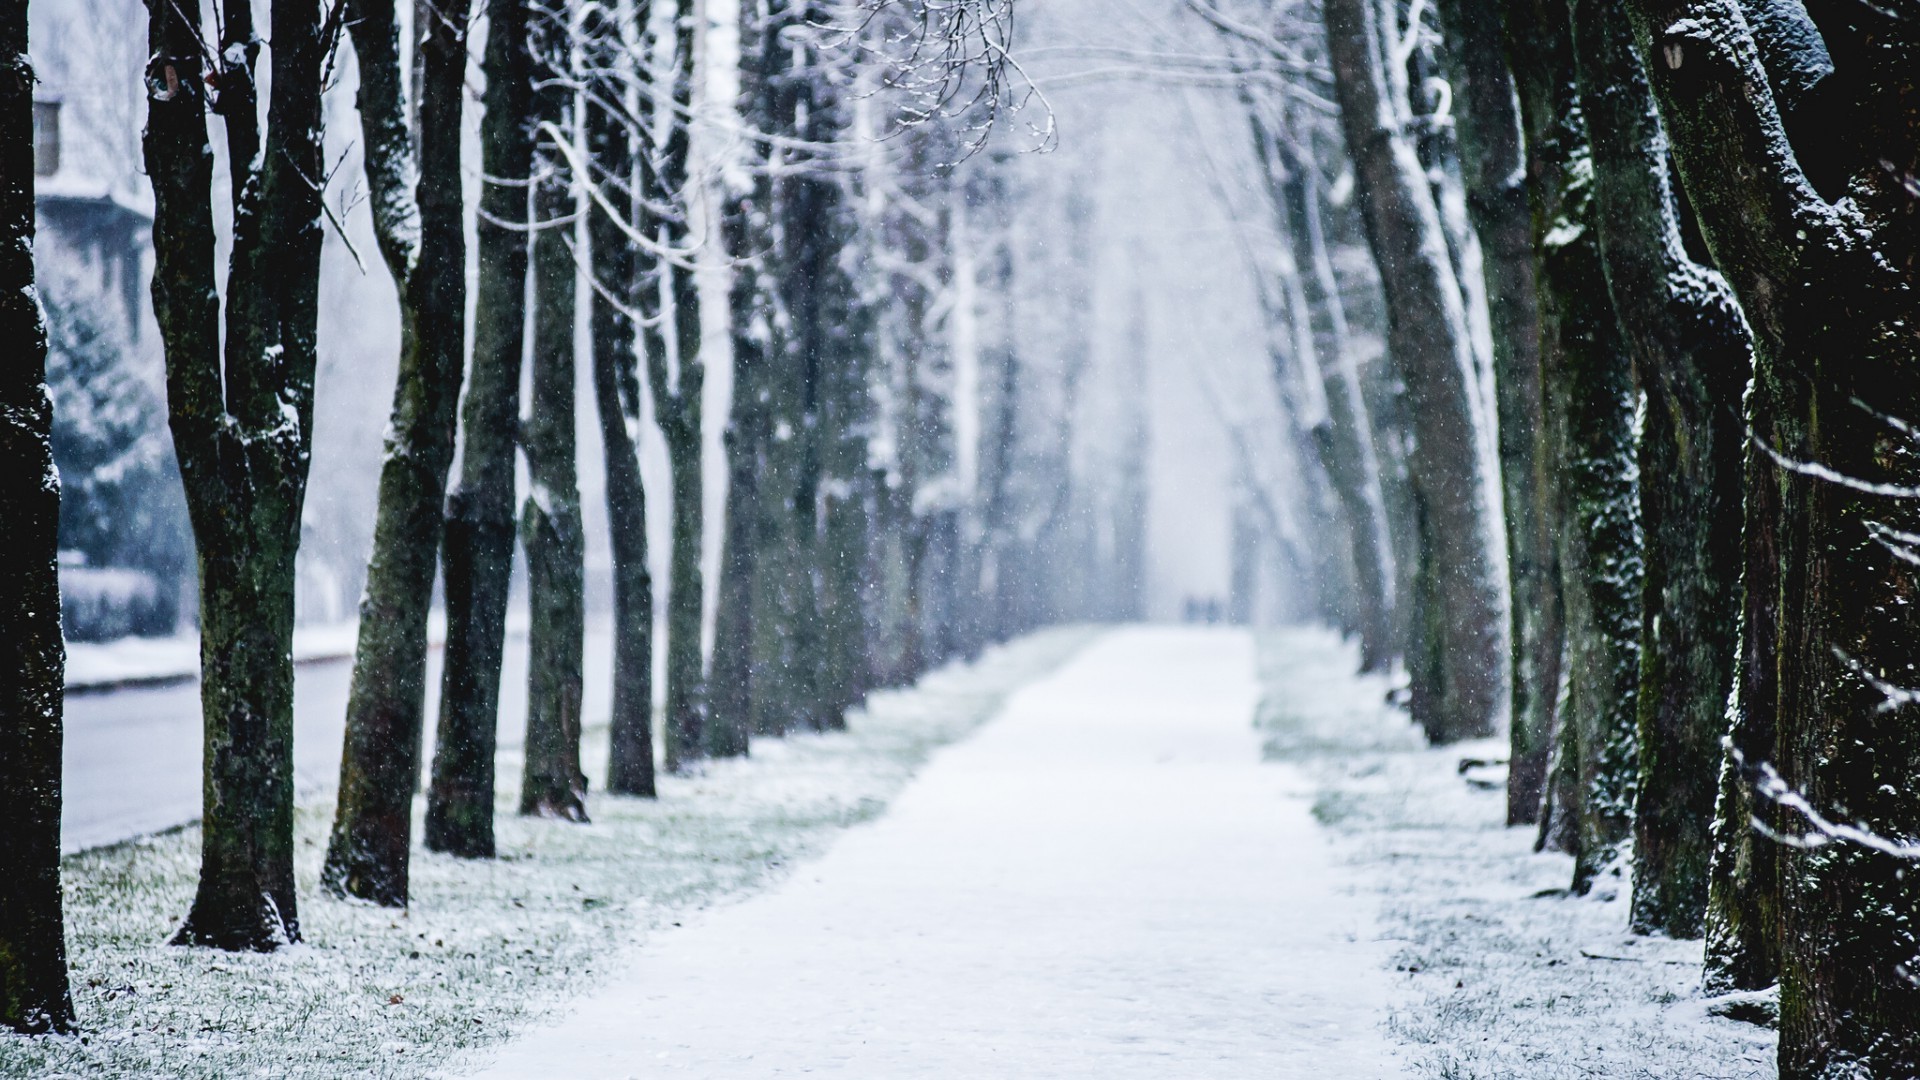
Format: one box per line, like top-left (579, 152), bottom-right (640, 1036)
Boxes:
top-left (1191, 0), bottom-right (1916, 1072)
top-left (1, 0), bottom-right (1136, 1035)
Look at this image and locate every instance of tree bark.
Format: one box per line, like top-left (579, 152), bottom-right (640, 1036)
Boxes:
top-left (1538, 130), bottom-right (1641, 896)
top-left (1699, 0), bottom-right (1822, 996)
top-left (426, 0), bottom-right (535, 859)
top-left (585, 0), bottom-right (657, 796)
top-left (706, 0), bottom-right (769, 757)
top-left (323, 0), bottom-right (474, 908)
top-left (1259, 110), bottom-right (1395, 673)
top-left (1432, 0), bottom-right (1558, 822)
top-left (1568, 0), bottom-right (1750, 937)
top-left (0, 0), bottom-right (73, 1026)
top-left (518, 0), bottom-right (589, 821)
top-left (1621, 0), bottom-right (1920, 1069)
top-left (1324, 0), bottom-right (1505, 743)
top-left (146, 0), bottom-right (326, 951)
top-left (639, 0), bottom-right (706, 771)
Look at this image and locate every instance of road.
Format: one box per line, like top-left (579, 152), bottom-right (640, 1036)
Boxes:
top-left (62, 627), bottom-right (615, 854)
top-left (467, 626), bottom-right (1406, 1079)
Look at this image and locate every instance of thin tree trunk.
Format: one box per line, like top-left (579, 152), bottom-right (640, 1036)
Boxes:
top-left (586, 0), bottom-right (656, 796)
top-left (0, 0), bottom-right (73, 1025)
top-left (706, 0), bottom-right (770, 755)
top-left (425, 0), bottom-right (535, 859)
top-left (1431, 0), bottom-right (1556, 822)
top-left (643, 0), bottom-right (706, 771)
top-left (1569, 0), bottom-right (1750, 937)
top-left (1622, 0), bottom-right (1920, 1069)
top-left (146, 0), bottom-right (326, 951)
top-left (323, 0), bottom-right (474, 908)
top-left (519, 0), bottom-right (588, 821)
top-left (1323, 0), bottom-right (1504, 743)
top-left (1264, 115), bottom-right (1394, 673)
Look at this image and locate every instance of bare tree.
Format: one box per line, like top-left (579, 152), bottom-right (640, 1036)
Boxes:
top-left (426, 0), bottom-right (537, 859)
top-left (324, 0), bottom-right (477, 908)
top-left (145, 0), bottom-right (330, 951)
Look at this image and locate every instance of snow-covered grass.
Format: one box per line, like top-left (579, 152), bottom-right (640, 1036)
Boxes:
top-left (6, 625), bottom-right (1095, 1079)
top-left (1256, 627), bottom-right (1778, 1080)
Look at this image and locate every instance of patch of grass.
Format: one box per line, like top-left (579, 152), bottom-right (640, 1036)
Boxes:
top-left (1256, 627), bottom-right (1778, 1080)
top-left (4, 626), bottom-right (1098, 1079)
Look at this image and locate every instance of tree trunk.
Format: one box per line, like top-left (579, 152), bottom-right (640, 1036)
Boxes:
top-left (425, 0), bottom-right (535, 859)
top-left (1538, 145), bottom-right (1641, 895)
top-left (0, 1), bottom-right (73, 1025)
top-left (1324, 0), bottom-right (1504, 743)
top-left (641, 0), bottom-right (707, 771)
top-left (146, 0), bottom-right (326, 951)
top-left (1622, 0), bottom-right (1920, 1069)
top-left (1568, 0), bottom-right (1750, 937)
top-left (706, 0), bottom-right (770, 755)
top-left (585, 0), bottom-right (656, 796)
top-left (518, 0), bottom-right (587, 821)
top-left (1432, 0), bottom-right (1557, 822)
top-left (323, 0), bottom-right (473, 908)
top-left (1699, 0), bottom-right (1823, 996)
top-left (1260, 112), bottom-right (1395, 673)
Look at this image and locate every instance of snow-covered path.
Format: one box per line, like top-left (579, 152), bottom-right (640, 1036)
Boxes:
top-left (465, 626), bottom-right (1405, 1078)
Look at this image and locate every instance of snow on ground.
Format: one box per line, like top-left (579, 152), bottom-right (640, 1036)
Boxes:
top-left (2, 625), bottom-right (1095, 1079)
top-left (64, 620), bottom-right (368, 691)
top-left (459, 626), bottom-right (1407, 1079)
top-left (1256, 626), bottom-right (1778, 1079)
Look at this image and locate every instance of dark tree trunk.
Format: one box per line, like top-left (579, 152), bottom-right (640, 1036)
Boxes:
top-left (1699, 0), bottom-right (1823, 996)
top-left (1432, 0), bottom-right (1558, 823)
top-left (1622, 0), bottom-right (1920, 1069)
top-left (425, 0), bottom-right (535, 859)
top-left (146, 0), bottom-right (326, 951)
top-left (585, 0), bottom-right (656, 796)
top-left (323, 0), bottom-right (474, 908)
top-left (1568, 0), bottom-right (1751, 938)
top-left (1538, 142), bottom-right (1641, 895)
top-left (1324, 0), bottom-right (1505, 743)
top-left (0, 0), bottom-right (73, 1027)
top-left (518, 0), bottom-right (588, 821)
top-left (642, 0), bottom-right (706, 771)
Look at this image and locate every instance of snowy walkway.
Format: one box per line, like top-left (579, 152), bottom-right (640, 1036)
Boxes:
top-left (465, 626), bottom-right (1404, 1078)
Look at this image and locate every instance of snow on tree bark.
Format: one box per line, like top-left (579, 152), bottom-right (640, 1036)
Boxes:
top-left (1621, 0), bottom-right (1920, 1068)
top-left (0, 0), bottom-right (74, 1028)
top-left (1257, 108), bottom-right (1396, 674)
top-left (1324, 0), bottom-right (1505, 743)
top-left (1567, 0), bottom-right (1751, 938)
top-left (1432, 0), bottom-right (1559, 822)
top-left (145, 0), bottom-right (326, 951)
top-left (426, 0), bottom-right (536, 859)
top-left (519, 0), bottom-right (589, 821)
top-left (323, 0), bottom-right (475, 908)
